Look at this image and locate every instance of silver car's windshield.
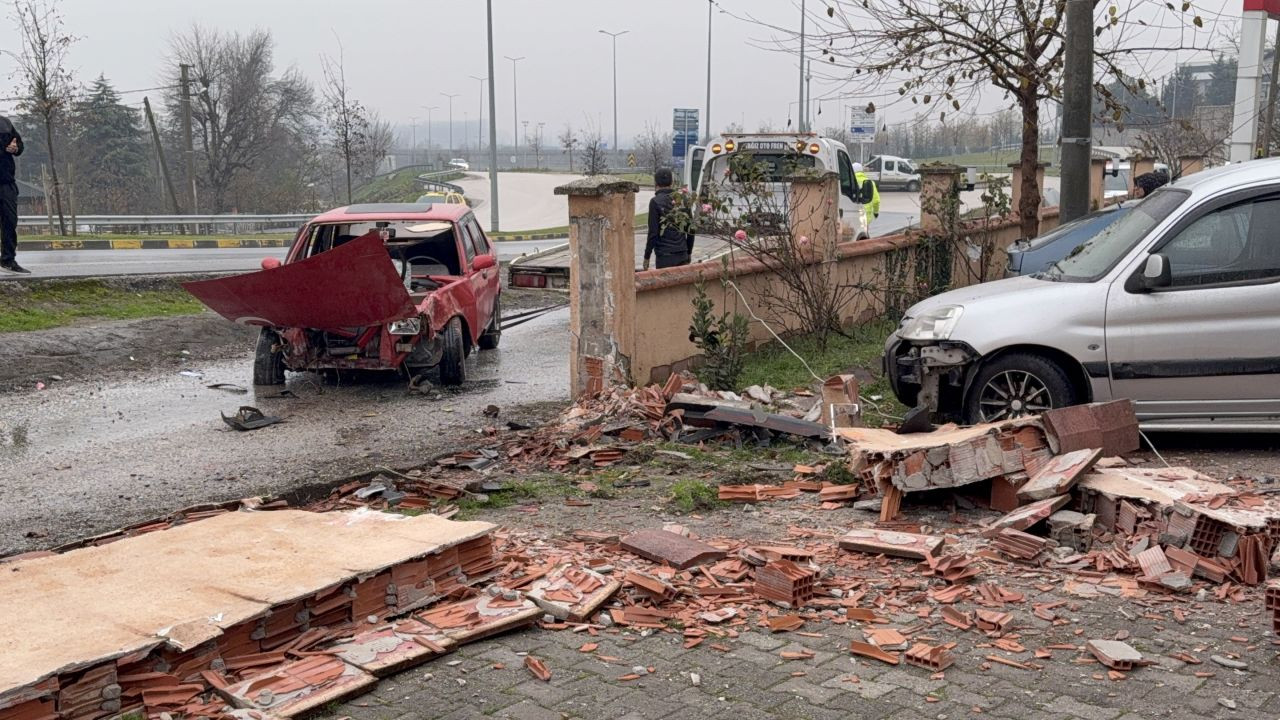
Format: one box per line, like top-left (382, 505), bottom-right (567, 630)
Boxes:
top-left (1040, 188), bottom-right (1190, 282)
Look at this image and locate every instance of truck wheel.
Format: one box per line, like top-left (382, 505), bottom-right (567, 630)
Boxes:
top-left (253, 328), bottom-right (286, 386)
top-left (963, 353), bottom-right (1077, 424)
top-left (906, 180), bottom-right (921, 193)
top-left (438, 317), bottom-right (467, 386)
top-left (478, 297), bottom-right (502, 350)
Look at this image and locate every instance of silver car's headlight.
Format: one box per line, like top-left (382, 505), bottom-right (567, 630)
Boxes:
top-left (899, 305), bottom-right (964, 342)
top-left (388, 317), bottom-right (422, 336)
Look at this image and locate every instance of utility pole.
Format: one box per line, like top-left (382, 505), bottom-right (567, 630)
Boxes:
top-left (486, 0), bottom-right (500, 230)
top-left (599, 29), bottom-right (629, 152)
top-left (1059, 0), bottom-right (1093, 223)
top-left (179, 63), bottom-right (197, 213)
top-left (469, 74), bottom-right (487, 153)
top-left (1261, 20), bottom-right (1280, 157)
top-left (505, 56), bottom-right (524, 154)
top-left (441, 93), bottom-right (459, 157)
top-left (143, 97), bottom-right (183, 215)
top-left (705, 0), bottom-right (713, 141)
top-left (797, 0), bottom-right (806, 132)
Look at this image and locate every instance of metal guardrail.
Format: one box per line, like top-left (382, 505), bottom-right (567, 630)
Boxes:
top-left (17, 213), bottom-right (311, 235)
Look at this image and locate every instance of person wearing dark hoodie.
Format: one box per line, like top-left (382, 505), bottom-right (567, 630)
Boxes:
top-left (644, 167), bottom-right (694, 270)
top-left (0, 114), bottom-right (28, 274)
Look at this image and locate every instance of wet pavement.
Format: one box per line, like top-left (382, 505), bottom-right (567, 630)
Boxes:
top-left (0, 308), bottom-right (571, 556)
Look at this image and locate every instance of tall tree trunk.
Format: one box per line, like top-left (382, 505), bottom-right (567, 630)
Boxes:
top-left (1017, 95), bottom-right (1042, 239)
top-left (44, 116), bottom-right (66, 236)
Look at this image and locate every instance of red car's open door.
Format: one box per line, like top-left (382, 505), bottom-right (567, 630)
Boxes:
top-left (183, 233), bottom-right (416, 330)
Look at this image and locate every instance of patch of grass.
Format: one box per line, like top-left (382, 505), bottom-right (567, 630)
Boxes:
top-left (353, 169), bottom-right (463, 203)
top-left (452, 474), bottom-right (581, 519)
top-left (737, 319), bottom-right (908, 426)
top-left (669, 478), bottom-right (723, 514)
top-left (17, 232), bottom-right (294, 243)
top-left (820, 462), bottom-right (859, 485)
top-left (917, 145), bottom-right (1061, 176)
top-left (0, 280), bottom-right (206, 333)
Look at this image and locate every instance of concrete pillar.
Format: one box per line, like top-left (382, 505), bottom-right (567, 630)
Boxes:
top-left (554, 176), bottom-right (639, 399)
top-left (919, 164), bottom-right (963, 235)
top-left (1089, 157), bottom-right (1109, 211)
top-left (1007, 162), bottom-right (1049, 218)
top-left (1129, 156), bottom-right (1155, 196)
top-left (1178, 155), bottom-right (1204, 177)
top-left (787, 172), bottom-right (840, 260)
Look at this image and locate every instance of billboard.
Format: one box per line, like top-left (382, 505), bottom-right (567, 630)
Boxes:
top-left (671, 108), bottom-right (700, 168)
top-left (849, 107), bottom-right (876, 144)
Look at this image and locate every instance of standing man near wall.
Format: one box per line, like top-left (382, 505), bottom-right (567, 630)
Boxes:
top-left (644, 167), bottom-right (695, 270)
top-left (852, 162), bottom-right (880, 225)
top-left (0, 114), bottom-right (28, 275)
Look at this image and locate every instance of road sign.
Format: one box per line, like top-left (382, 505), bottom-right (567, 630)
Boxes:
top-left (849, 107), bottom-right (876, 144)
top-left (671, 108), bottom-right (701, 169)
top-left (627, 153), bottom-right (637, 168)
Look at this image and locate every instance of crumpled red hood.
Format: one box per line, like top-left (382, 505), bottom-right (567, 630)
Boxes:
top-left (183, 233), bottom-right (416, 330)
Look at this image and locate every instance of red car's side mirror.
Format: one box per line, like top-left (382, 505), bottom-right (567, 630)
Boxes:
top-left (472, 254), bottom-right (497, 271)
top-left (261, 257), bottom-right (282, 270)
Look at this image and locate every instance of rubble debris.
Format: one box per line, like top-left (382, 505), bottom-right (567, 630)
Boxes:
top-left (767, 615), bottom-right (805, 633)
top-left (990, 495), bottom-right (1070, 531)
top-left (1087, 640), bottom-right (1143, 671)
top-left (838, 529), bottom-right (944, 561)
top-left (974, 610), bottom-right (1011, 634)
top-left (991, 528), bottom-right (1052, 560)
top-left (620, 529), bottom-right (726, 569)
top-left (1017, 448), bottom-right (1102, 501)
top-left (904, 643), bottom-right (955, 671)
top-left (526, 565), bottom-right (620, 621)
top-left (1209, 655), bottom-right (1248, 671)
top-left (1046, 510), bottom-right (1095, 552)
top-left (754, 561), bottom-right (818, 607)
top-left (918, 554), bottom-right (979, 584)
top-left (837, 417), bottom-right (1052, 495)
top-left (940, 607), bottom-right (973, 630)
top-left (849, 641), bottom-right (900, 665)
top-left (820, 374), bottom-right (862, 429)
top-left (523, 656), bottom-right (552, 682)
top-left (1041, 400), bottom-right (1138, 457)
top-left (668, 395), bottom-right (831, 440)
top-left (220, 406), bottom-right (283, 432)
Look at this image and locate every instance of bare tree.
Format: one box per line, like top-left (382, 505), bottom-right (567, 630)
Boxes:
top-left (797, 1), bottom-right (1211, 238)
top-left (7, 0), bottom-right (75, 234)
top-left (167, 26), bottom-right (314, 212)
top-left (558, 123), bottom-right (578, 172)
top-left (579, 126), bottom-right (606, 175)
top-left (357, 111), bottom-right (394, 182)
top-left (319, 38), bottom-right (371, 204)
top-left (526, 125), bottom-right (545, 169)
top-left (1137, 115), bottom-right (1226, 181)
top-left (633, 120), bottom-right (672, 173)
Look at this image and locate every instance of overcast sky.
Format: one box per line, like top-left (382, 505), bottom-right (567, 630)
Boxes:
top-left (0, 0), bottom-right (1235, 147)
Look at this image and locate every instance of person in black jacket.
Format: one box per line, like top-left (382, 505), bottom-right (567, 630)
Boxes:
top-left (644, 167), bottom-right (694, 270)
top-left (0, 115), bottom-right (28, 274)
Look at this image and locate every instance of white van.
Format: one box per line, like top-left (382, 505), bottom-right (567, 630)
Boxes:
top-left (683, 133), bottom-right (871, 239)
top-left (866, 155), bottom-right (922, 192)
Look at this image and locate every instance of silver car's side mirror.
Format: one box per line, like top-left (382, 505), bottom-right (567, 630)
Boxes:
top-left (1142, 253), bottom-right (1172, 290)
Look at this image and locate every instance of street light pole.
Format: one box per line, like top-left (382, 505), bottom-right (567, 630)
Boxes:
top-left (420, 106), bottom-right (438, 165)
top-left (705, 0), bottom-right (713, 141)
top-left (440, 93), bottom-right (459, 157)
top-left (469, 74), bottom-right (487, 153)
top-left (797, 0), bottom-right (806, 132)
top-left (504, 55), bottom-right (525, 155)
top-left (486, 0), bottom-right (500, 230)
top-left (599, 29), bottom-right (629, 153)
top-left (409, 116), bottom-right (419, 166)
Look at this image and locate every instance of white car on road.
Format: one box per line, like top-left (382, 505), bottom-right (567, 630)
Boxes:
top-left (448, 159), bottom-right (470, 171)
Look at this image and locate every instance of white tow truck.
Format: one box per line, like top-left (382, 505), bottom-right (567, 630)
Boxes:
top-left (683, 133), bottom-right (872, 240)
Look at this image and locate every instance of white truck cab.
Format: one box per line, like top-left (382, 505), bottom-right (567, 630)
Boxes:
top-left (683, 133), bottom-right (871, 240)
top-left (865, 155), bottom-right (921, 192)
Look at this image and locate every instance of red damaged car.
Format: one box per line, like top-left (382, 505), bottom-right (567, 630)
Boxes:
top-left (184, 203), bottom-right (501, 386)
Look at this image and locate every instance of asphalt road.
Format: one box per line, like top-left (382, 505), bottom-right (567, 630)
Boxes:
top-left (0, 306), bottom-right (571, 556)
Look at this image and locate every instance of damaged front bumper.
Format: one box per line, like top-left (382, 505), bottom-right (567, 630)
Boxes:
top-left (883, 333), bottom-right (980, 418)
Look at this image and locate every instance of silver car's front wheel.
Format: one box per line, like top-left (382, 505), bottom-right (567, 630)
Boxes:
top-left (963, 353), bottom-right (1078, 425)
top-left (976, 370), bottom-right (1053, 422)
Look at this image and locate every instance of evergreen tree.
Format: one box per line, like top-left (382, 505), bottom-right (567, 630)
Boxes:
top-left (1203, 56), bottom-right (1238, 107)
top-left (1161, 66), bottom-right (1199, 119)
top-left (69, 76), bottom-right (153, 213)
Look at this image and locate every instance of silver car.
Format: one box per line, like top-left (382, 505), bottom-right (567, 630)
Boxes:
top-left (884, 159), bottom-right (1280, 431)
